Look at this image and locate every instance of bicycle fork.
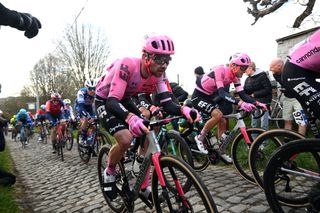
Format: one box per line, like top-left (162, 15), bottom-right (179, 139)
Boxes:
top-left (152, 152), bottom-right (191, 210)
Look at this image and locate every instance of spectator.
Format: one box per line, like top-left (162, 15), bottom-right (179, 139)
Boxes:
top-left (0, 2), bottom-right (41, 187)
top-left (244, 62), bottom-right (272, 130)
top-left (194, 66), bottom-right (205, 77)
top-left (269, 58), bottom-right (307, 135)
top-left (169, 82), bottom-right (189, 103)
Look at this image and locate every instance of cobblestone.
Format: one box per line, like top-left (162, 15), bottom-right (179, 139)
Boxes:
top-left (7, 136), bottom-right (273, 212)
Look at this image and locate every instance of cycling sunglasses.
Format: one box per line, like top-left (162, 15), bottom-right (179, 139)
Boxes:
top-left (88, 87), bottom-right (96, 91)
top-left (152, 54), bottom-right (172, 66)
top-left (238, 65), bottom-right (249, 71)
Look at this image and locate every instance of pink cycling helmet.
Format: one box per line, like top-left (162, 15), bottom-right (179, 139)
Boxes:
top-left (229, 53), bottom-right (251, 66)
top-left (142, 33), bottom-right (175, 55)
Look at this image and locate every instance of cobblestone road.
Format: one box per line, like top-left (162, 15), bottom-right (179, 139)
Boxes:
top-left (7, 136), bottom-right (273, 213)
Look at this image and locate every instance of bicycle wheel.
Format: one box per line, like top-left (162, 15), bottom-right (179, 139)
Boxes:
top-left (249, 129), bottom-right (305, 189)
top-left (264, 139), bottom-right (320, 211)
top-left (181, 128), bottom-right (210, 172)
top-left (275, 108), bottom-right (284, 129)
top-left (231, 128), bottom-right (265, 184)
top-left (162, 130), bottom-right (194, 168)
top-left (57, 139), bottom-right (64, 161)
top-left (97, 145), bottom-right (126, 212)
top-left (151, 155), bottom-right (218, 212)
top-left (76, 131), bottom-right (91, 163)
top-left (65, 127), bottom-right (73, 151)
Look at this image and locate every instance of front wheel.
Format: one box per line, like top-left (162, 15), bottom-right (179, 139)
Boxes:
top-left (65, 127), bottom-right (74, 151)
top-left (77, 131), bottom-right (91, 163)
top-left (151, 155), bottom-right (218, 212)
top-left (231, 128), bottom-right (265, 184)
top-left (264, 139), bottom-right (320, 211)
top-left (248, 129), bottom-right (305, 189)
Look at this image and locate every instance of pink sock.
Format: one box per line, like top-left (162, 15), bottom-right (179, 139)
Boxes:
top-left (106, 162), bottom-right (116, 175)
top-left (197, 130), bottom-right (206, 141)
top-left (141, 167), bottom-right (150, 190)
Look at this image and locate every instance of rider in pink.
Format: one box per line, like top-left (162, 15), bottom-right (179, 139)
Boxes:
top-left (282, 29), bottom-right (320, 118)
top-left (95, 33), bottom-right (199, 201)
top-left (191, 53), bottom-right (266, 156)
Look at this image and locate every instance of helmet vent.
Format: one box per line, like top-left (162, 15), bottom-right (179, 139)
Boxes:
top-left (161, 40), bottom-right (166, 50)
top-left (151, 41), bottom-right (158, 49)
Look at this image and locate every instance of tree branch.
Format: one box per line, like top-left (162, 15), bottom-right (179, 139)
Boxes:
top-left (293, 0), bottom-right (316, 27)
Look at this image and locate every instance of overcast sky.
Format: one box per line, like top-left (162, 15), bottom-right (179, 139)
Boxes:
top-left (0, 0), bottom-right (319, 98)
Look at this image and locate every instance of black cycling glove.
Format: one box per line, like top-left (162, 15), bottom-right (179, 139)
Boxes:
top-left (17, 13), bottom-right (41, 38)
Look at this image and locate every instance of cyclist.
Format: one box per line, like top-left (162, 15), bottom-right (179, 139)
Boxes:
top-left (75, 79), bottom-right (98, 146)
top-left (63, 99), bottom-right (75, 122)
top-left (281, 29), bottom-right (320, 119)
top-left (36, 104), bottom-right (48, 141)
top-left (46, 93), bottom-right (65, 153)
top-left (95, 33), bottom-right (199, 201)
top-left (15, 109), bottom-right (33, 145)
top-left (191, 53), bottom-right (267, 158)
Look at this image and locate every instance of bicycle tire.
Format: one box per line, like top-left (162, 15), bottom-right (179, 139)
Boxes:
top-left (181, 127), bottom-right (210, 172)
top-left (275, 108), bottom-right (284, 129)
top-left (163, 130), bottom-right (194, 168)
top-left (249, 129), bottom-right (305, 189)
top-left (264, 139), bottom-right (320, 211)
top-left (76, 131), bottom-right (91, 163)
top-left (151, 155), bottom-right (218, 212)
top-left (97, 145), bottom-right (126, 212)
top-left (57, 139), bottom-right (64, 161)
top-left (65, 127), bottom-right (73, 151)
top-left (231, 128), bottom-right (265, 184)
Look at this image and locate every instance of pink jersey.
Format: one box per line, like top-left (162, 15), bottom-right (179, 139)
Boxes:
top-left (289, 29), bottom-right (320, 72)
top-left (96, 57), bottom-right (169, 100)
top-left (195, 65), bottom-right (243, 95)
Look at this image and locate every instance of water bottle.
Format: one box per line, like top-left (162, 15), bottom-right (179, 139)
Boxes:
top-left (209, 136), bottom-right (219, 149)
top-left (219, 131), bottom-right (229, 145)
top-left (133, 155), bottom-right (144, 175)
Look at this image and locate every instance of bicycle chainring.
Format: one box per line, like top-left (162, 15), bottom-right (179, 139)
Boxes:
top-left (208, 149), bottom-right (220, 165)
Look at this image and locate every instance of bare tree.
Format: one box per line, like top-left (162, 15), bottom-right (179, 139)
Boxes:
top-left (244, 0), bottom-right (318, 28)
top-left (55, 23), bottom-right (111, 89)
top-left (27, 54), bottom-right (77, 100)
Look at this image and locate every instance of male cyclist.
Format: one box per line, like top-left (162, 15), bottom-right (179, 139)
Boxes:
top-left (75, 79), bottom-right (98, 146)
top-left (36, 104), bottom-right (47, 141)
top-left (191, 53), bottom-right (267, 159)
top-left (46, 93), bottom-right (65, 153)
top-left (281, 29), bottom-right (320, 119)
top-left (95, 33), bottom-right (199, 201)
top-left (15, 109), bottom-right (33, 145)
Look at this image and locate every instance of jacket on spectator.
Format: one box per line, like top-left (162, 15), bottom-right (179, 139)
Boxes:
top-left (244, 69), bottom-right (272, 104)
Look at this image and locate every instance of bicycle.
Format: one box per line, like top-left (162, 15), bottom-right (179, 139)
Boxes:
top-left (263, 138), bottom-right (320, 212)
top-left (97, 117), bottom-right (217, 212)
top-left (153, 115), bottom-right (194, 168)
top-left (248, 112), bottom-right (320, 190)
top-left (19, 124), bottom-right (30, 149)
top-left (77, 119), bottom-right (112, 163)
top-left (181, 108), bottom-right (266, 183)
top-left (38, 121), bottom-right (49, 144)
top-left (65, 120), bottom-right (74, 151)
top-left (55, 120), bottom-right (71, 162)
top-left (269, 89), bottom-right (284, 129)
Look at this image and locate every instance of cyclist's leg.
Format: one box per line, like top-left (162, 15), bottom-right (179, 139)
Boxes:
top-left (191, 91), bottom-right (222, 154)
top-left (96, 101), bottom-right (132, 200)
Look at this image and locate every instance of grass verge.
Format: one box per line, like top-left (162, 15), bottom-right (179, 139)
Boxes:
top-left (0, 145), bottom-right (19, 213)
